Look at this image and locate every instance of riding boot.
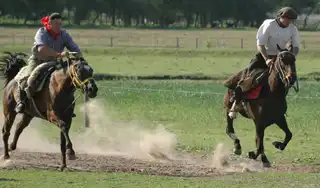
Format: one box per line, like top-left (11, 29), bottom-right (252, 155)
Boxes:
top-left (15, 88), bottom-right (27, 113)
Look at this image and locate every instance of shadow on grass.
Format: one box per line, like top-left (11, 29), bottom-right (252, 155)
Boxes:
top-left (0, 178), bottom-right (18, 182)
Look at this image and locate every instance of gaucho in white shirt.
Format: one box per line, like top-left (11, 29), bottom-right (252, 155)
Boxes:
top-left (224, 7), bottom-right (300, 119)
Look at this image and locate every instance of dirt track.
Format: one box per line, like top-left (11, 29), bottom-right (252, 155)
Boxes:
top-left (1, 148), bottom-right (319, 177)
top-left (1, 101), bottom-right (319, 177)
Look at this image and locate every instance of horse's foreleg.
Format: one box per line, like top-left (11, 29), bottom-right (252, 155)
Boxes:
top-left (272, 115), bottom-right (292, 151)
top-left (226, 111), bottom-right (242, 155)
top-left (59, 131), bottom-right (67, 171)
top-left (9, 113), bottom-right (33, 151)
top-left (228, 101), bottom-right (238, 119)
top-left (59, 120), bottom-right (76, 160)
top-left (2, 112), bottom-right (17, 159)
top-left (228, 87), bottom-right (243, 119)
top-left (248, 124), bottom-right (270, 168)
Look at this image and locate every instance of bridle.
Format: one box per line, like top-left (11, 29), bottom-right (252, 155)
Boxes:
top-left (272, 52), bottom-right (299, 94)
top-left (57, 52), bottom-right (94, 90)
top-left (57, 52), bottom-right (95, 114)
top-left (68, 60), bottom-right (93, 89)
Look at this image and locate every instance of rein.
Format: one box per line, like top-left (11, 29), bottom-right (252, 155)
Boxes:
top-left (61, 56), bottom-right (93, 113)
top-left (67, 60), bottom-right (93, 88)
top-left (272, 57), bottom-right (299, 94)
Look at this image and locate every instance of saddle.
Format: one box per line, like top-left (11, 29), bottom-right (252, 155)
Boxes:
top-left (31, 61), bottom-right (64, 93)
top-left (226, 67), bottom-right (269, 102)
top-left (34, 66), bottom-right (56, 92)
top-left (238, 68), bottom-right (268, 93)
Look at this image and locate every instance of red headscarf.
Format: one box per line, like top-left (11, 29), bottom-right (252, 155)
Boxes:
top-left (41, 16), bottom-right (60, 40)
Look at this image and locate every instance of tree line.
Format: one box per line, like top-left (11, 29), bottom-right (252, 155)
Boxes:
top-left (0, 0), bottom-right (319, 28)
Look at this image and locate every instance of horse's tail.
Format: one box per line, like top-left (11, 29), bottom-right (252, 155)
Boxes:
top-left (0, 51), bottom-right (28, 88)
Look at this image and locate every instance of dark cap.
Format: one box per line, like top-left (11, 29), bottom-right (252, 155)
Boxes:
top-left (49, 13), bottom-right (62, 20)
top-left (278, 7), bottom-right (298, 19)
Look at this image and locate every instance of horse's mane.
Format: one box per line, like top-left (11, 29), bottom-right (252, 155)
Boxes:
top-left (0, 51), bottom-right (28, 87)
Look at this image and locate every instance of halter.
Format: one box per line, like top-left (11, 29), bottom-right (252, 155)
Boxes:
top-left (68, 60), bottom-right (93, 88)
top-left (57, 52), bottom-right (93, 89)
top-left (61, 54), bottom-right (94, 114)
top-left (272, 53), bottom-right (299, 93)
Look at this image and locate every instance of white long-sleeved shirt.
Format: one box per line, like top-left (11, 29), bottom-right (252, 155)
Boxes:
top-left (256, 19), bottom-right (300, 55)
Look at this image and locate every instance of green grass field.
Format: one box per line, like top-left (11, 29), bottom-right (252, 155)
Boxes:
top-left (1, 28), bottom-right (320, 188)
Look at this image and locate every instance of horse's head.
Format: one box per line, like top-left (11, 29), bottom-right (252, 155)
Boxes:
top-left (273, 44), bottom-right (297, 91)
top-left (67, 53), bottom-right (98, 98)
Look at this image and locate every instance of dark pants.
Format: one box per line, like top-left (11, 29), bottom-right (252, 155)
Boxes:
top-left (224, 53), bottom-right (276, 102)
top-left (247, 53), bottom-right (269, 72)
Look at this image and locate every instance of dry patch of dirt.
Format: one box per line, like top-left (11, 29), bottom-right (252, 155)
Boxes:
top-left (0, 99), bottom-right (319, 176)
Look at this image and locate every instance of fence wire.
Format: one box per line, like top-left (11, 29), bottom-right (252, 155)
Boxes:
top-left (96, 84), bottom-right (320, 100)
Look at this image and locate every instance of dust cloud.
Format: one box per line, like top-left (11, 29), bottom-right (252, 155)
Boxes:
top-left (0, 99), bottom-right (264, 173)
top-left (73, 99), bottom-right (178, 161)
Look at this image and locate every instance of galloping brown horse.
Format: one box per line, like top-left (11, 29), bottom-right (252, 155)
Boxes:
top-left (223, 45), bottom-right (298, 167)
top-left (0, 51), bottom-right (98, 170)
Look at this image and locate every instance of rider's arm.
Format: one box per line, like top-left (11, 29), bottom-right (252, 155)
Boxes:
top-left (256, 21), bottom-right (271, 61)
top-left (63, 31), bottom-right (83, 57)
top-left (34, 28), bottom-right (60, 58)
top-left (38, 46), bottom-right (60, 57)
top-left (257, 45), bottom-right (269, 61)
top-left (291, 25), bottom-right (300, 56)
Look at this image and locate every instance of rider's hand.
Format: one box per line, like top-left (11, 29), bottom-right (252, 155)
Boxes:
top-left (60, 51), bottom-right (69, 57)
top-left (56, 51), bottom-right (69, 58)
top-left (266, 59), bottom-right (273, 67)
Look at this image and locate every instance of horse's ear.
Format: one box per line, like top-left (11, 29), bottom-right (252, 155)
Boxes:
top-left (276, 44), bottom-right (283, 52)
top-left (288, 44), bottom-right (293, 53)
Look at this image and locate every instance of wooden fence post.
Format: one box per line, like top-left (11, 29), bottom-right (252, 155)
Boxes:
top-left (110, 36), bottom-right (113, 47)
top-left (176, 37), bottom-right (180, 48)
top-left (196, 37), bottom-right (199, 49)
top-left (84, 93), bottom-right (90, 128)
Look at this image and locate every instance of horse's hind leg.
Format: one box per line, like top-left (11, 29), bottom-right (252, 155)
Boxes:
top-left (9, 113), bottom-right (33, 151)
top-left (272, 115), bottom-right (292, 151)
top-left (226, 111), bottom-right (242, 155)
top-left (2, 112), bottom-right (17, 159)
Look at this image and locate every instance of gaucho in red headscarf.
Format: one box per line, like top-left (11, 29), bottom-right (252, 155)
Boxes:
top-left (41, 13), bottom-right (61, 40)
top-left (14, 12), bottom-right (83, 117)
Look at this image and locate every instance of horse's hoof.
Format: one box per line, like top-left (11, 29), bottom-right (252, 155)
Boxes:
top-left (2, 155), bottom-right (10, 160)
top-left (67, 154), bottom-right (77, 160)
top-left (228, 111), bottom-right (237, 119)
top-left (248, 151), bottom-right (256, 159)
top-left (263, 162), bottom-right (271, 168)
top-left (233, 147), bottom-right (242, 155)
top-left (9, 144), bottom-right (16, 151)
top-left (66, 149), bottom-right (76, 160)
top-left (272, 141), bottom-right (285, 151)
top-left (59, 165), bottom-right (66, 171)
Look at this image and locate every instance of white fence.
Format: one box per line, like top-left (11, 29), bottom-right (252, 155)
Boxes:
top-left (0, 34), bottom-right (313, 50)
